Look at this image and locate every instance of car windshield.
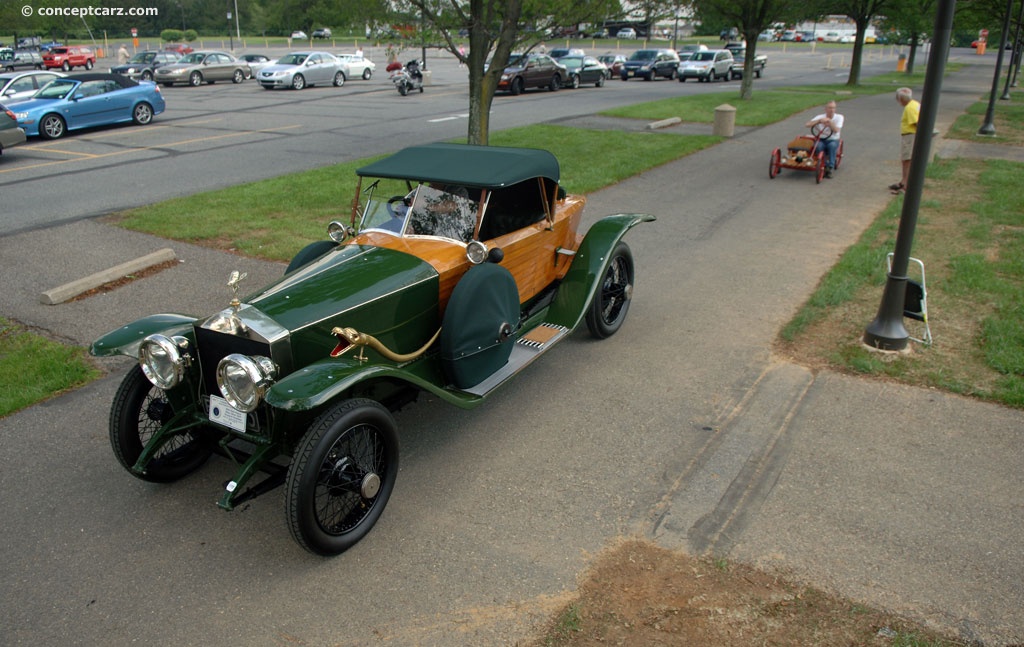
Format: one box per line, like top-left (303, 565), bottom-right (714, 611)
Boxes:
top-left (693, 52), bottom-right (716, 61)
top-left (560, 56), bottom-right (583, 67)
top-left (278, 54), bottom-right (309, 65)
top-left (506, 54), bottom-right (526, 67)
top-left (36, 79), bottom-right (76, 99)
top-left (130, 52), bottom-right (155, 63)
top-left (178, 53), bottom-right (206, 64)
top-left (629, 50), bottom-right (657, 61)
top-left (361, 183), bottom-right (478, 243)
top-left (50, 48), bottom-right (69, 55)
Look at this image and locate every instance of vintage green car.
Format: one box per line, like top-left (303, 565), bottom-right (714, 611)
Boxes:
top-left (91, 143), bottom-right (654, 555)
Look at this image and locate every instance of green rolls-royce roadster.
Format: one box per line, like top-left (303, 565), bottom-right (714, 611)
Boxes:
top-left (92, 143), bottom-right (655, 555)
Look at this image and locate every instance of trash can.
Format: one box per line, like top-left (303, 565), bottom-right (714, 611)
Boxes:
top-left (977, 41), bottom-right (987, 55)
top-left (713, 104), bottom-right (736, 137)
top-left (897, 53), bottom-right (906, 71)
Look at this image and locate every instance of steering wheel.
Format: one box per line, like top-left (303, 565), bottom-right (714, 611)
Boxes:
top-left (811, 122), bottom-right (833, 139)
top-left (387, 195), bottom-right (410, 219)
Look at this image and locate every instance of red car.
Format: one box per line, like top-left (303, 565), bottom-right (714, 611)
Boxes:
top-left (164, 43), bottom-right (194, 56)
top-left (42, 46), bottom-right (95, 71)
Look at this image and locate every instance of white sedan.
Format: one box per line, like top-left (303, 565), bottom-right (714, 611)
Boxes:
top-left (336, 53), bottom-right (375, 80)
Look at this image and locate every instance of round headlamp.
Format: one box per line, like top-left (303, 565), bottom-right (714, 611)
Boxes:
top-left (216, 354), bottom-right (277, 413)
top-left (328, 220), bottom-right (352, 243)
top-left (139, 334), bottom-right (188, 390)
top-left (466, 240), bottom-right (488, 265)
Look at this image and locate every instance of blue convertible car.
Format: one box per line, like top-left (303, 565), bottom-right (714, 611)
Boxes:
top-left (13, 72), bottom-right (165, 139)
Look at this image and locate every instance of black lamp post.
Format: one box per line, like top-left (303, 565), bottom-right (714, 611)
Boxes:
top-left (863, 0), bottom-right (956, 351)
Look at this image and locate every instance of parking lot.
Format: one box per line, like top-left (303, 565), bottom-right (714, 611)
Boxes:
top-left (0, 43), bottom-right (897, 232)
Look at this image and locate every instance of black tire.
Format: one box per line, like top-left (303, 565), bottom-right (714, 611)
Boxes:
top-left (109, 366), bottom-right (212, 483)
top-left (333, 71), bottom-right (346, 87)
top-left (285, 399), bottom-right (399, 556)
top-left (595, 74), bottom-right (604, 88)
top-left (570, 74), bottom-right (580, 89)
top-left (62, 61), bottom-right (71, 71)
top-left (132, 102), bottom-right (154, 125)
top-left (362, 68), bottom-right (372, 80)
top-left (667, 69), bottom-right (676, 80)
top-left (549, 74), bottom-right (560, 91)
top-left (285, 240), bottom-right (337, 274)
top-left (510, 76), bottom-right (523, 95)
top-left (585, 241), bottom-right (635, 339)
top-left (232, 69), bottom-right (244, 83)
top-left (85, 59), bottom-right (93, 70)
top-left (141, 70), bottom-right (153, 81)
top-left (679, 76), bottom-right (686, 82)
top-left (291, 74), bottom-right (306, 90)
top-left (189, 71), bottom-right (202, 86)
top-left (755, 68), bottom-right (762, 78)
top-left (39, 113), bottom-right (66, 140)
top-left (398, 82), bottom-right (408, 96)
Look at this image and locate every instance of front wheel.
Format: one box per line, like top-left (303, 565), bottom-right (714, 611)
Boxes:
top-left (62, 61), bottom-right (71, 71)
top-left (291, 73), bottom-right (306, 90)
top-left (769, 148), bottom-right (781, 179)
top-left (39, 113), bottom-right (66, 140)
top-left (585, 242), bottom-right (635, 339)
top-left (141, 70), bottom-right (153, 81)
top-left (109, 366), bottom-right (212, 483)
top-left (85, 59), bottom-right (94, 70)
top-left (362, 68), bottom-right (372, 80)
top-left (816, 152), bottom-right (826, 183)
top-left (398, 81), bottom-right (408, 96)
top-left (510, 76), bottom-right (523, 95)
top-left (188, 71), bottom-right (202, 86)
top-left (285, 399), bottom-right (399, 556)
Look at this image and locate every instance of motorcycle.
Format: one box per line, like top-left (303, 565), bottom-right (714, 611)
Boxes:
top-left (390, 59), bottom-right (424, 96)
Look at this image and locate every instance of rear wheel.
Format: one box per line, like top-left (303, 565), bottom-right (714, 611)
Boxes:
top-left (586, 242), bottom-right (635, 339)
top-left (285, 399), bottom-right (399, 556)
top-left (595, 74), bottom-right (604, 88)
top-left (549, 74), bottom-right (560, 91)
top-left (769, 148), bottom-right (781, 179)
top-left (232, 69), bottom-right (244, 83)
top-left (132, 102), bottom-right (154, 125)
top-left (570, 74), bottom-right (580, 89)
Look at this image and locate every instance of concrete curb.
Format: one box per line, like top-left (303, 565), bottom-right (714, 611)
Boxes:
top-left (40, 248), bottom-right (177, 305)
top-left (647, 116), bottom-right (681, 130)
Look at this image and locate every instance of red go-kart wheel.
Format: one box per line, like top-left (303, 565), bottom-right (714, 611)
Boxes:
top-left (834, 140), bottom-right (844, 170)
top-left (769, 148), bottom-right (781, 179)
top-left (815, 152), bottom-right (826, 184)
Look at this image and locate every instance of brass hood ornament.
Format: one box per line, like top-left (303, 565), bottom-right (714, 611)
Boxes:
top-left (206, 271), bottom-right (249, 335)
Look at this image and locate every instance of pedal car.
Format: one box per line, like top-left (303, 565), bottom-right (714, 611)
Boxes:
top-left (91, 143), bottom-right (655, 556)
top-left (768, 123), bottom-right (843, 183)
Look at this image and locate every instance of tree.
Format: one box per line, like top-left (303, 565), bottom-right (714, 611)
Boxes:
top-left (821, 0), bottom-right (891, 85)
top-left (401, 0), bottom-right (604, 145)
top-left (879, 0), bottom-right (937, 73)
top-left (694, 0), bottom-right (806, 99)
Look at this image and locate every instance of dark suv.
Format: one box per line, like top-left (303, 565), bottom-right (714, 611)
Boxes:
top-left (496, 53), bottom-right (567, 95)
top-left (620, 49), bottom-right (680, 81)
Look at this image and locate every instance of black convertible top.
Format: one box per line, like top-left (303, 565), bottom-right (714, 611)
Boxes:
top-left (65, 72), bottom-right (139, 88)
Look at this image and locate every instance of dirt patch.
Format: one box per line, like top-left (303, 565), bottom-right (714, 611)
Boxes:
top-left (533, 539), bottom-right (963, 646)
top-left (68, 259), bottom-right (180, 302)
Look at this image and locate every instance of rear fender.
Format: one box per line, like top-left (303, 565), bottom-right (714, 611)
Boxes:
top-left (547, 214), bottom-right (655, 330)
top-left (90, 314), bottom-right (198, 358)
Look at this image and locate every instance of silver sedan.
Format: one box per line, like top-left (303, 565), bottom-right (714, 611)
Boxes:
top-left (257, 51), bottom-right (348, 90)
top-left (154, 50), bottom-right (250, 87)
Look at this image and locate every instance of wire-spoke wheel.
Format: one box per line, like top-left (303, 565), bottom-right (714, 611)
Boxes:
top-left (109, 366), bottom-right (212, 483)
top-left (585, 241), bottom-right (635, 339)
top-left (286, 399), bottom-right (399, 556)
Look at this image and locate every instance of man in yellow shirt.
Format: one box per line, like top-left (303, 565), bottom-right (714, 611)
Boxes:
top-left (891, 87), bottom-right (920, 194)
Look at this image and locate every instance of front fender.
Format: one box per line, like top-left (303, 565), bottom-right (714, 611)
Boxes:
top-left (90, 313), bottom-right (198, 358)
top-left (547, 213), bottom-right (655, 331)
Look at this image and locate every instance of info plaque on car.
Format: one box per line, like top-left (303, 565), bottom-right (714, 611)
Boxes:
top-left (209, 395), bottom-right (247, 432)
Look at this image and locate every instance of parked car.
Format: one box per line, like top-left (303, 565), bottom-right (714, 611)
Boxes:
top-left (596, 53), bottom-right (626, 78)
top-left (336, 53), bottom-right (376, 80)
top-left (0, 70), bottom-right (63, 103)
top-left (822, 31), bottom-right (841, 42)
top-left (620, 48), bottom-right (680, 81)
top-left (109, 50), bottom-right (180, 81)
top-left (727, 48), bottom-right (767, 79)
top-left (312, 28), bottom-right (332, 39)
top-left (677, 49), bottom-right (733, 82)
top-left (780, 30), bottom-right (797, 41)
top-left (838, 34), bottom-right (855, 43)
top-left (679, 44), bottom-right (709, 53)
top-left (496, 53), bottom-right (566, 95)
top-left (291, 31), bottom-right (308, 40)
top-left (90, 142), bottom-right (654, 556)
top-left (42, 46), bottom-right (96, 71)
top-left (548, 47), bottom-right (585, 59)
top-left (798, 31), bottom-right (817, 42)
top-left (617, 27), bottom-right (637, 39)
top-left (0, 101), bottom-right (27, 155)
top-left (154, 50), bottom-right (250, 86)
top-left (678, 51), bottom-right (695, 62)
top-left (163, 43), bottom-right (194, 56)
top-left (1, 48), bottom-right (45, 71)
top-left (257, 51), bottom-right (347, 90)
top-left (12, 73), bottom-right (165, 140)
top-left (238, 53), bottom-right (274, 79)
top-left (556, 55), bottom-right (607, 88)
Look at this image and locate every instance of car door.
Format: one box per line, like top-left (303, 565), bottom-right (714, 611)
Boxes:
top-left (65, 79), bottom-right (119, 128)
top-left (204, 53), bottom-right (229, 81)
top-left (306, 53), bottom-right (329, 84)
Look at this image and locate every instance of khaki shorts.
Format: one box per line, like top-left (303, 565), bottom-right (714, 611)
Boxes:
top-left (900, 133), bottom-right (915, 161)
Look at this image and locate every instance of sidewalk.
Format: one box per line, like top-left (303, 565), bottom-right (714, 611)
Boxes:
top-left (0, 59), bottom-right (1021, 646)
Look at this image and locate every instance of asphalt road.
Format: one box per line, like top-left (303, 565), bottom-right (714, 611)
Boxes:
top-left (0, 42), bottom-right (900, 234)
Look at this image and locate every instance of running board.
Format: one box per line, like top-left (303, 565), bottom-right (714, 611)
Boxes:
top-left (462, 323), bottom-right (569, 397)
